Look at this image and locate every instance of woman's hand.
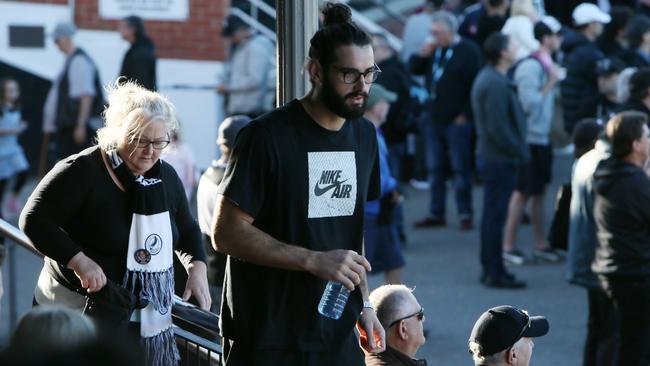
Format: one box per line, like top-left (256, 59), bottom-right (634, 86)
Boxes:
top-left (183, 261), bottom-right (211, 310)
top-left (67, 252), bottom-right (107, 293)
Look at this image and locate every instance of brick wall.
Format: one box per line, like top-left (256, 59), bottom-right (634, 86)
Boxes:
top-left (21, 0), bottom-right (231, 61)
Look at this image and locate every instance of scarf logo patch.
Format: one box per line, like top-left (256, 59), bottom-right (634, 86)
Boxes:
top-left (158, 304), bottom-right (170, 315)
top-left (134, 249), bottom-right (151, 265)
top-left (145, 233), bottom-right (163, 255)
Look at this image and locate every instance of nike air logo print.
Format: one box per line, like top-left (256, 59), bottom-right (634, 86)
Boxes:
top-left (314, 170), bottom-right (351, 197)
top-left (308, 152), bottom-right (357, 218)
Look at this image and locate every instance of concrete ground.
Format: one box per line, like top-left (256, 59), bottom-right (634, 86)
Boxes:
top-left (366, 151), bottom-right (584, 365)
top-left (0, 151), bottom-right (586, 365)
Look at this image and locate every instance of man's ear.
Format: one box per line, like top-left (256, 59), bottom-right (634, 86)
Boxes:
top-left (506, 347), bottom-right (517, 365)
top-left (397, 320), bottom-right (409, 341)
top-left (307, 59), bottom-right (323, 86)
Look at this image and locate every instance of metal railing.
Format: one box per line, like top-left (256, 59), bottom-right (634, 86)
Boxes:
top-left (235, 0), bottom-right (404, 52)
top-left (0, 218), bottom-right (222, 365)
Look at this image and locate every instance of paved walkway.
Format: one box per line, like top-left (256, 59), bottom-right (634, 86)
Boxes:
top-left (367, 151), bottom-right (584, 365)
top-left (1, 152), bottom-right (586, 365)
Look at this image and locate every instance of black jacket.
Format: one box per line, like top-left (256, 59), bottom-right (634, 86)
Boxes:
top-left (409, 37), bottom-right (482, 124)
top-left (561, 33), bottom-right (604, 134)
top-left (376, 55), bottom-right (414, 145)
top-left (592, 157), bottom-right (650, 277)
top-left (596, 36), bottom-right (624, 59)
top-left (619, 48), bottom-right (650, 68)
top-left (120, 37), bottom-right (157, 91)
top-left (619, 99), bottom-right (650, 119)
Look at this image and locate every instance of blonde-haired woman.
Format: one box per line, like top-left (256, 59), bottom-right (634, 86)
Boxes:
top-left (20, 81), bottom-right (209, 366)
top-left (502, 0), bottom-right (541, 60)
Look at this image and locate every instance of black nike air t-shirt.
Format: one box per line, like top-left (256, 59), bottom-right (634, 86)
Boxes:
top-left (216, 99), bottom-right (380, 351)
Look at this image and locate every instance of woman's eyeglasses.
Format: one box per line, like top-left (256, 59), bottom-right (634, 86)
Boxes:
top-left (135, 139), bottom-right (171, 150)
top-left (389, 307), bottom-right (425, 328)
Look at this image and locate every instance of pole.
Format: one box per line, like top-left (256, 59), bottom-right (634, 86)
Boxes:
top-left (275, 0), bottom-right (319, 105)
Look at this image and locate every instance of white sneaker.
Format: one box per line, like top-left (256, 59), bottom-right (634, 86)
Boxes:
top-left (409, 179), bottom-right (430, 190)
top-left (503, 249), bottom-right (526, 265)
top-left (533, 247), bottom-right (562, 263)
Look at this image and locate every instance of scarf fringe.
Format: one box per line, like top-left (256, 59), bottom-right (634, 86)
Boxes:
top-left (123, 266), bottom-right (175, 313)
top-left (142, 326), bottom-right (180, 366)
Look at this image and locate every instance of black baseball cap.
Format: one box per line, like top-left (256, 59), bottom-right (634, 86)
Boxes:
top-left (222, 14), bottom-right (248, 37)
top-left (469, 305), bottom-right (549, 356)
top-left (596, 57), bottom-right (626, 76)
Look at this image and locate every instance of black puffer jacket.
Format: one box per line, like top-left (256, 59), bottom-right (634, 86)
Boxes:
top-left (561, 33), bottom-right (604, 134)
top-left (592, 157), bottom-right (650, 277)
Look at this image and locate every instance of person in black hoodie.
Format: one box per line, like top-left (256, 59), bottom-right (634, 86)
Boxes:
top-left (596, 6), bottom-right (633, 59)
top-left (561, 3), bottom-right (611, 134)
top-left (593, 111), bottom-right (650, 366)
top-left (620, 15), bottom-right (650, 68)
top-left (118, 16), bottom-right (157, 91)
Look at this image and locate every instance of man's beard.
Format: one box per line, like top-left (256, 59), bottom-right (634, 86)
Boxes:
top-left (321, 77), bottom-right (368, 119)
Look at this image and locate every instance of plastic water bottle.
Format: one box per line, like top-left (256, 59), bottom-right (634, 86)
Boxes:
top-left (318, 281), bottom-right (351, 320)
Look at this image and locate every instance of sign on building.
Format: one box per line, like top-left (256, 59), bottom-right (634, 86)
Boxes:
top-left (99, 0), bottom-right (189, 21)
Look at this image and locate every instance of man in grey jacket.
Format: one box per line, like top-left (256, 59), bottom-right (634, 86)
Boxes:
top-left (218, 15), bottom-right (275, 117)
top-left (471, 32), bottom-right (528, 289)
top-left (566, 119), bottom-right (617, 366)
top-left (502, 17), bottom-right (563, 266)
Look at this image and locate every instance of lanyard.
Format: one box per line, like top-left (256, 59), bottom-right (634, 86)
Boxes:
top-left (431, 47), bottom-right (454, 88)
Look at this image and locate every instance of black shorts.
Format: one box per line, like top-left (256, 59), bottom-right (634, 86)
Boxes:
top-left (221, 331), bottom-right (364, 366)
top-left (515, 144), bottom-right (553, 195)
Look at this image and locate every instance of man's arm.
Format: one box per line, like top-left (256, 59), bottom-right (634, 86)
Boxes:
top-left (211, 194), bottom-right (370, 290)
top-left (356, 239), bottom-right (386, 354)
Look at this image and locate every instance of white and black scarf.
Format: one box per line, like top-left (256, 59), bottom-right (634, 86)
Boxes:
top-left (107, 150), bottom-right (180, 366)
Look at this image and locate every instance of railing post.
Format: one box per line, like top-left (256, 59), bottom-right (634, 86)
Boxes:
top-left (275, 0), bottom-right (319, 105)
top-left (7, 240), bottom-right (17, 329)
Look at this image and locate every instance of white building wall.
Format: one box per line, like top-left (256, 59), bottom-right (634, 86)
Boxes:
top-left (0, 1), bottom-right (224, 169)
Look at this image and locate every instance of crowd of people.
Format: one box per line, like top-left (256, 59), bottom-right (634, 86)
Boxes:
top-left (1, 0), bottom-right (650, 365)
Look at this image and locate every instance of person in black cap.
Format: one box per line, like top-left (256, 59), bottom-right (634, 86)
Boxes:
top-left (468, 305), bottom-right (549, 366)
top-left (217, 14), bottom-right (275, 118)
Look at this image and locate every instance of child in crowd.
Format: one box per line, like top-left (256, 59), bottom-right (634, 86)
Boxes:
top-left (0, 78), bottom-right (29, 218)
top-left (363, 84), bottom-right (405, 285)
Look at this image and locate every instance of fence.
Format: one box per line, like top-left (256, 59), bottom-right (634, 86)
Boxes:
top-left (0, 218), bottom-right (222, 365)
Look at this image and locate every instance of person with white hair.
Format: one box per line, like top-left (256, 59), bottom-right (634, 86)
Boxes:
top-left (20, 81), bottom-right (210, 366)
top-left (502, 16), bottom-right (564, 266)
top-left (365, 285), bottom-right (426, 366)
top-left (410, 10), bottom-right (483, 231)
top-left (501, 0), bottom-right (540, 60)
top-left (10, 305), bottom-right (96, 352)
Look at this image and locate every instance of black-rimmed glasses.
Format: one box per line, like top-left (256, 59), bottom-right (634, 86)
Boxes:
top-left (331, 64), bottom-right (382, 84)
top-left (135, 138), bottom-right (171, 150)
top-left (389, 307), bottom-right (425, 328)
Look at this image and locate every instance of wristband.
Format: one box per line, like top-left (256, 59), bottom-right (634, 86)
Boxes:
top-left (363, 300), bottom-right (375, 311)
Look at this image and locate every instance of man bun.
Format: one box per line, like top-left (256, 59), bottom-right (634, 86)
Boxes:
top-left (322, 2), bottom-right (352, 26)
